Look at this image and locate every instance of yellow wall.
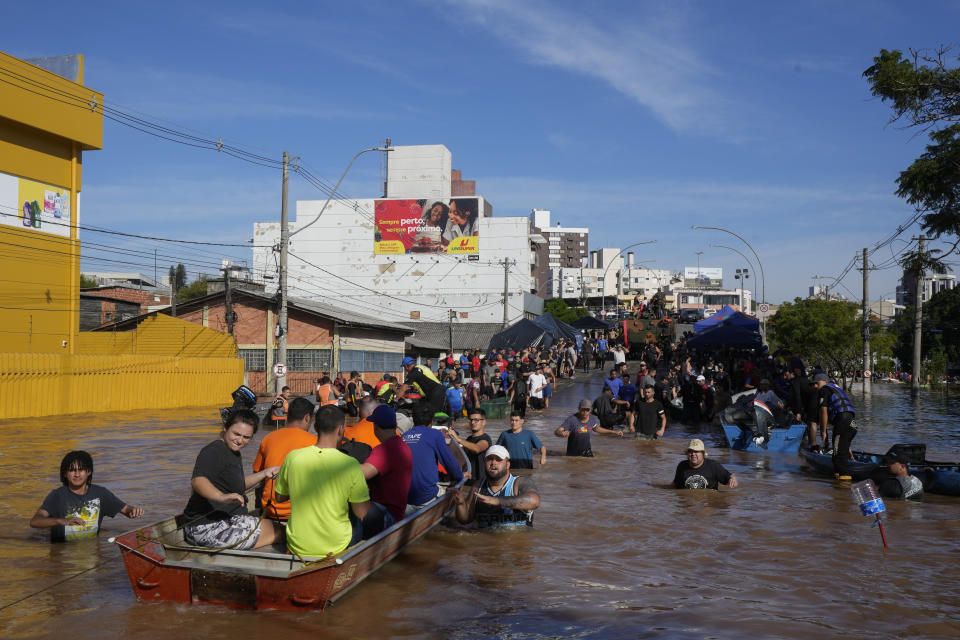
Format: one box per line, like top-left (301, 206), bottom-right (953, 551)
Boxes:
top-left (0, 50), bottom-right (242, 418)
top-left (0, 50), bottom-right (101, 355)
top-left (0, 352), bottom-right (243, 418)
top-left (0, 316), bottom-right (243, 419)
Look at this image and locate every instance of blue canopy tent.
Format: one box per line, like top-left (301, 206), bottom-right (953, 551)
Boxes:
top-left (693, 304), bottom-right (739, 332)
top-left (686, 316), bottom-right (762, 348)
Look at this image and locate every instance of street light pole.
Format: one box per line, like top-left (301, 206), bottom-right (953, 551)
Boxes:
top-left (274, 145), bottom-right (393, 395)
top-left (693, 225), bottom-right (766, 339)
top-left (600, 241), bottom-right (657, 317)
top-left (710, 244), bottom-right (756, 312)
top-left (695, 250), bottom-right (703, 314)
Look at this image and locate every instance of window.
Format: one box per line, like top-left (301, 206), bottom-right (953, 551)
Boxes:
top-left (239, 349), bottom-right (266, 372)
top-left (287, 349), bottom-right (332, 371)
top-left (340, 350), bottom-right (403, 372)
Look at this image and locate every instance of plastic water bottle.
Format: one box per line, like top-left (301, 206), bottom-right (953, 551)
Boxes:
top-left (851, 479), bottom-right (885, 517)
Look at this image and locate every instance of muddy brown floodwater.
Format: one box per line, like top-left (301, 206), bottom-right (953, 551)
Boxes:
top-left (1, 372), bottom-right (959, 639)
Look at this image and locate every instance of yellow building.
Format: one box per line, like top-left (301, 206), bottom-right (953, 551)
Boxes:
top-left (0, 51), bottom-right (242, 418)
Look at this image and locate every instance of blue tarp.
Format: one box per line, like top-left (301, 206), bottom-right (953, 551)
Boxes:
top-left (693, 304), bottom-right (739, 332)
top-left (686, 320), bottom-right (762, 348)
top-left (489, 313), bottom-right (581, 351)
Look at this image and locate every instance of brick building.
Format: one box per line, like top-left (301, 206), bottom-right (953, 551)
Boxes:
top-left (79, 293), bottom-right (140, 330)
top-left (81, 285), bottom-right (170, 314)
top-left (164, 288), bottom-right (413, 395)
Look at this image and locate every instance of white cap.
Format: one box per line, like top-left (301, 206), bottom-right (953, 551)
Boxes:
top-left (485, 445), bottom-right (510, 460)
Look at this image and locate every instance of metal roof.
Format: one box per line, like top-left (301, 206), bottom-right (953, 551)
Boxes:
top-left (402, 321), bottom-right (504, 351)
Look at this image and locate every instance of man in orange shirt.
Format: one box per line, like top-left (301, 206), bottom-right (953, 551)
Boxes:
top-left (253, 397), bottom-right (316, 520)
top-left (340, 397), bottom-right (383, 461)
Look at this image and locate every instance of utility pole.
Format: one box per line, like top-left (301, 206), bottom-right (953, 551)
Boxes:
top-left (154, 249), bottom-right (157, 287)
top-left (224, 263), bottom-right (235, 336)
top-left (502, 257), bottom-right (513, 328)
top-left (448, 309), bottom-right (455, 357)
top-left (912, 236), bottom-right (925, 398)
top-left (861, 248), bottom-right (871, 394)
top-left (170, 279), bottom-right (176, 317)
top-left (276, 151), bottom-right (290, 396)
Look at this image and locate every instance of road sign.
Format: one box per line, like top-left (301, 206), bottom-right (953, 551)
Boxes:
top-left (757, 303), bottom-right (770, 317)
top-left (273, 363), bottom-right (287, 377)
top-left (864, 370), bottom-right (872, 378)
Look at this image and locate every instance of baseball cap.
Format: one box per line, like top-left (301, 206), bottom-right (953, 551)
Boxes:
top-left (813, 373), bottom-right (829, 383)
top-left (402, 356), bottom-right (416, 366)
top-left (696, 375), bottom-right (706, 382)
top-left (485, 444), bottom-right (510, 460)
top-left (882, 452), bottom-right (902, 465)
top-left (370, 405), bottom-right (397, 429)
top-left (578, 398), bottom-right (593, 409)
top-left (687, 438), bottom-right (706, 452)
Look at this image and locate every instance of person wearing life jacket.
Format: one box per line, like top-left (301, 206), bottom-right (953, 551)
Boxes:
top-left (453, 445), bottom-right (539, 528)
top-left (315, 376), bottom-right (338, 407)
top-left (402, 357), bottom-right (446, 413)
top-left (268, 386), bottom-right (291, 427)
top-left (813, 373), bottom-right (857, 480)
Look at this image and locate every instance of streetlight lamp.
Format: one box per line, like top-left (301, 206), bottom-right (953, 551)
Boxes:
top-left (710, 243), bottom-right (756, 312)
top-left (692, 225), bottom-right (766, 339)
top-left (600, 241), bottom-right (657, 317)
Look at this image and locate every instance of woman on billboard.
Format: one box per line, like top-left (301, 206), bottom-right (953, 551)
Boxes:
top-left (442, 198), bottom-right (479, 248)
top-left (411, 201), bottom-right (448, 253)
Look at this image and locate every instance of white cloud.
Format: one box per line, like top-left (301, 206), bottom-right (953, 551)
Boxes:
top-left (439, 0), bottom-right (729, 134)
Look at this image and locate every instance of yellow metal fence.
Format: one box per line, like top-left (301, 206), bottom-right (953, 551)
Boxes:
top-left (0, 316), bottom-right (243, 419)
top-left (0, 352), bottom-right (243, 418)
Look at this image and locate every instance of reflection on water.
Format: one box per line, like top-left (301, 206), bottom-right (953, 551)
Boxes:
top-left (1, 379), bottom-right (959, 639)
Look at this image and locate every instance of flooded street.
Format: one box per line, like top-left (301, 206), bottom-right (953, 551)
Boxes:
top-left (2, 373), bottom-right (959, 639)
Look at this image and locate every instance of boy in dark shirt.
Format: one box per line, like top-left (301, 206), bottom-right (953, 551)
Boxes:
top-left (30, 450), bottom-right (144, 542)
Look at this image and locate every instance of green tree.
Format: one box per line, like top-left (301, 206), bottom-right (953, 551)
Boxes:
top-left (79, 273), bottom-right (98, 289)
top-left (177, 277), bottom-right (208, 302)
top-left (864, 48), bottom-right (960, 237)
top-left (543, 298), bottom-right (588, 324)
top-left (890, 286), bottom-right (960, 371)
top-left (771, 298), bottom-right (862, 388)
top-left (168, 263), bottom-right (188, 292)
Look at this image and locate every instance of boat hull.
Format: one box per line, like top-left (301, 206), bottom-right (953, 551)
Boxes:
top-left (722, 424), bottom-right (807, 452)
top-left (799, 448), bottom-right (960, 496)
top-left (115, 487), bottom-right (458, 611)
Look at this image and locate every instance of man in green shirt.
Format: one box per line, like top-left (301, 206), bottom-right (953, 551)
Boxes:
top-left (275, 405), bottom-right (370, 557)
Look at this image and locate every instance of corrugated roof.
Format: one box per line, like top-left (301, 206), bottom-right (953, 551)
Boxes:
top-left (403, 322), bottom-right (504, 351)
top-left (96, 287), bottom-right (413, 335)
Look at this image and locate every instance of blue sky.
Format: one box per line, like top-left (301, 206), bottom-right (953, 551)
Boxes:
top-left (5, 0), bottom-right (960, 303)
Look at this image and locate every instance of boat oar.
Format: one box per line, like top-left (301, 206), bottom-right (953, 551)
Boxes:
top-left (850, 479), bottom-right (889, 549)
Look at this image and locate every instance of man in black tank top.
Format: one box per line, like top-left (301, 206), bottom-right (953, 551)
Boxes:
top-left (452, 445), bottom-right (540, 527)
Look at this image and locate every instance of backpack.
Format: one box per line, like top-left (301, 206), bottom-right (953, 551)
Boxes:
top-left (338, 437), bottom-right (372, 463)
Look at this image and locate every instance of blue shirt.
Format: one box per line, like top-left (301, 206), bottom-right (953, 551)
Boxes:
top-left (496, 429), bottom-right (544, 469)
top-left (402, 426), bottom-right (464, 505)
top-left (619, 383), bottom-right (638, 405)
top-left (604, 376), bottom-right (623, 398)
top-left (597, 338), bottom-right (608, 352)
top-left (446, 387), bottom-right (465, 413)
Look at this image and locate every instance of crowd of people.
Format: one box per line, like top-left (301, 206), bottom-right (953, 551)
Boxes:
top-left (31, 325), bottom-right (925, 551)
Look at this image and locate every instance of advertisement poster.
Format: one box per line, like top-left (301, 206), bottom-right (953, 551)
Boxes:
top-left (374, 197), bottom-right (480, 254)
top-left (0, 171), bottom-right (72, 237)
top-left (683, 266), bottom-right (723, 288)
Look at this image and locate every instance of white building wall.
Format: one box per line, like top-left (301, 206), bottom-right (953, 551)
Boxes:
top-left (253, 199), bottom-right (537, 324)
top-left (385, 145), bottom-right (452, 201)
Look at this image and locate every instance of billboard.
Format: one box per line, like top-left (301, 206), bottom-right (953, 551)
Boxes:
top-left (374, 197), bottom-right (480, 254)
top-left (683, 266), bottom-right (722, 288)
top-left (0, 171), bottom-right (72, 237)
